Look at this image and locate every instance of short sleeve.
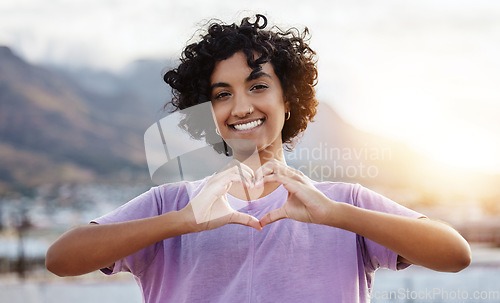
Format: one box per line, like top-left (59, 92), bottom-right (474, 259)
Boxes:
top-left (352, 184), bottom-right (425, 272)
top-left (91, 187), bottom-right (163, 276)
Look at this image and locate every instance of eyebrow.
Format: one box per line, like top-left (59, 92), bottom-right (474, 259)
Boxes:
top-left (210, 71), bottom-right (272, 91)
top-left (246, 71), bottom-right (272, 82)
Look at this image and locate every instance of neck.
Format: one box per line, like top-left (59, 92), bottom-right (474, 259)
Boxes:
top-left (232, 146), bottom-right (286, 171)
top-left (229, 146), bottom-right (286, 201)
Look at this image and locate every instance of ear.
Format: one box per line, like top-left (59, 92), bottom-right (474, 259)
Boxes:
top-left (284, 101), bottom-right (291, 113)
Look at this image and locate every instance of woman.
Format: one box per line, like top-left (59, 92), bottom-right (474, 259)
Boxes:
top-left (46, 14), bottom-right (471, 303)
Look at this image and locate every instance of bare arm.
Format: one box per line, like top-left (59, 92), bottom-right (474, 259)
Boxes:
top-left (257, 160), bottom-right (471, 273)
top-left (328, 203), bottom-right (471, 272)
top-left (46, 162), bottom-right (261, 277)
top-left (46, 210), bottom-right (192, 277)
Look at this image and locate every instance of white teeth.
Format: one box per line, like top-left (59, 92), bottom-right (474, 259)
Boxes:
top-left (233, 119), bottom-right (263, 131)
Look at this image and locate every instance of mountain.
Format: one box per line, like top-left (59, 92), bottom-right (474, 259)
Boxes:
top-left (0, 46), bottom-right (170, 195)
top-left (286, 101), bottom-right (428, 190)
top-left (1, 45), bottom-right (498, 212)
top-left (293, 102), bottom-right (500, 202)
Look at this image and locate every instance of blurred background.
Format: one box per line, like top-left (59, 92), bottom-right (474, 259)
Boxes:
top-left (1, 0), bottom-right (499, 302)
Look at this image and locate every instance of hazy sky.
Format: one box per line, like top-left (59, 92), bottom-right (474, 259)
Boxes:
top-left (1, 0), bottom-right (499, 174)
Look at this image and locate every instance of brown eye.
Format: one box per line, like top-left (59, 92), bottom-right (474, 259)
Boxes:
top-left (214, 92), bottom-right (231, 100)
top-left (251, 84), bottom-right (268, 91)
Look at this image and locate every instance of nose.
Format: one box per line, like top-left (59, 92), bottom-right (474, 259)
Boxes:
top-left (231, 94), bottom-right (254, 118)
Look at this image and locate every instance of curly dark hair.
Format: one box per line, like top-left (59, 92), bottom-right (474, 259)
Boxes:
top-left (163, 14), bottom-right (318, 152)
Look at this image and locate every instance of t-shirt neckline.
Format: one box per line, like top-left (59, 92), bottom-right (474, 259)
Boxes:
top-left (226, 184), bottom-right (287, 208)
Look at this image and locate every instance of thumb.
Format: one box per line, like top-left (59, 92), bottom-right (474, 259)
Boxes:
top-left (229, 212), bottom-right (262, 231)
top-left (259, 207), bottom-right (289, 227)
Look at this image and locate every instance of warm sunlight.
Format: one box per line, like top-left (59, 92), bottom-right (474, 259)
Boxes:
top-left (410, 123), bottom-right (499, 174)
top-left (1, 3), bottom-right (500, 303)
top-left (316, 12), bottom-right (500, 176)
top-left (330, 96), bottom-right (500, 175)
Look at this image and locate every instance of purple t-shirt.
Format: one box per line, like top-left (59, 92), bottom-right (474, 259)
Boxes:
top-left (93, 178), bottom-right (423, 303)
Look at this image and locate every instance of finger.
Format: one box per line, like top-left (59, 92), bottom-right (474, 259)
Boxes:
top-left (236, 162), bottom-right (255, 188)
top-left (237, 162), bottom-right (266, 199)
top-left (255, 161), bottom-right (301, 186)
top-left (214, 163), bottom-right (253, 186)
top-left (259, 207), bottom-right (289, 227)
top-left (219, 161), bottom-right (253, 187)
top-left (259, 173), bottom-right (295, 190)
top-left (229, 212), bottom-right (262, 231)
top-left (254, 161), bottom-right (280, 186)
top-left (204, 172), bottom-right (249, 199)
top-left (255, 159), bottom-right (278, 174)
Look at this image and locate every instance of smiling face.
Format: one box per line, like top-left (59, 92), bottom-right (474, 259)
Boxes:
top-left (210, 51), bottom-right (289, 161)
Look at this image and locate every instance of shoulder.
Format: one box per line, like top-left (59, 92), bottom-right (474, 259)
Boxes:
top-left (311, 179), bottom-right (389, 208)
top-left (151, 177), bottom-right (208, 210)
top-left (92, 178), bottom-right (209, 224)
top-left (154, 177), bottom-right (208, 196)
top-left (313, 179), bottom-right (423, 217)
top-left (311, 179), bottom-right (360, 204)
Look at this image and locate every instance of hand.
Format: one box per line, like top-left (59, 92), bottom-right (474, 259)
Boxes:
top-left (255, 160), bottom-right (337, 227)
top-left (182, 160), bottom-right (262, 232)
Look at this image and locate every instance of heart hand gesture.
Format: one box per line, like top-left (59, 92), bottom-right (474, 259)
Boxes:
top-left (183, 160), bottom-right (262, 232)
top-left (254, 160), bottom-right (336, 227)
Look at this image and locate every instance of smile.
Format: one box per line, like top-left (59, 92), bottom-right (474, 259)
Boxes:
top-left (230, 119), bottom-right (265, 131)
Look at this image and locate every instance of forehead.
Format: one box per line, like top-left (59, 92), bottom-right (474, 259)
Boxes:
top-left (210, 52), bottom-right (276, 83)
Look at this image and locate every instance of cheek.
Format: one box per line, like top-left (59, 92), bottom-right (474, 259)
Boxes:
top-left (213, 114), bottom-right (224, 127)
top-left (211, 105), bottom-right (228, 126)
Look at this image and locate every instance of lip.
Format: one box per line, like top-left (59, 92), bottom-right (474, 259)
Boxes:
top-left (227, 118), bottom-right (265, 132)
